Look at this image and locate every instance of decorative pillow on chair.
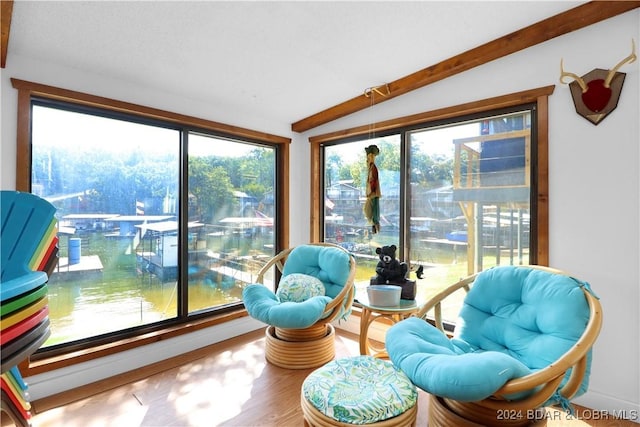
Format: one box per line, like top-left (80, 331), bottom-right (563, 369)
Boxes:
top-left (276, 273), bottom-right (325, 303)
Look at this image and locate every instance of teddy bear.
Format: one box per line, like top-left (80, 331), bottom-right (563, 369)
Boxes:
top-left (372, 245), bottom-right (408, 285)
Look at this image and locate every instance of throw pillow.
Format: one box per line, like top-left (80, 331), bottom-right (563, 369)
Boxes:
top-left (276, 273), bottom-right (325, 303)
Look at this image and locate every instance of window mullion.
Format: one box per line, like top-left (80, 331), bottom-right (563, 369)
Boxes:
top-left (178, 130), bottom-right (190, 317)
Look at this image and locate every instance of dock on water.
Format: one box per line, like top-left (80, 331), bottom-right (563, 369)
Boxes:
top-left (52, 255), bottom-right (104, 281)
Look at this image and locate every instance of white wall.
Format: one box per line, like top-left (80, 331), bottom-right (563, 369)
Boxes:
top-left (2, 9), bottom-right (638, 418)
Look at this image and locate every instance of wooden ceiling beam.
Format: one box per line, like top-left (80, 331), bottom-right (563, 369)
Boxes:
top-left (291, 1), bottom-right (640, 133)
top-left (1, 0), bottom-right (14, 68)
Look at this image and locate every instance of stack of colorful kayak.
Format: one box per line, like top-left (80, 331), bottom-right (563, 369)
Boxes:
top-left (1, 191), bottom-right (58, 426)
top-left (1, 367), bottom-right (32, 426)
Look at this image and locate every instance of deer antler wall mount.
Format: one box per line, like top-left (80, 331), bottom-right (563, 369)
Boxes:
top-left (560, 39), bottom-right (636, 125)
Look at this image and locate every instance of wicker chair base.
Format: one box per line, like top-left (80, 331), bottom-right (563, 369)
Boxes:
top-left (430, 394), bottom-right (543, 427)
top-left (275, 323), bottom-right (328, 341)
top-left (265, 325), bottom-right (335, 369)
top-left (301, 391), bottom-right (417, 427)
top-left (428, 395), bottom-right (484, 427)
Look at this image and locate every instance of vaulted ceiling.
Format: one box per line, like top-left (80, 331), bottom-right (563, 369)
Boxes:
top-left (3, 1), bottom-right (637, 132)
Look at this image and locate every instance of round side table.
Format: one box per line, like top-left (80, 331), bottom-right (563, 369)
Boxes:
top-left (358, 295), bottom-right (419, 358)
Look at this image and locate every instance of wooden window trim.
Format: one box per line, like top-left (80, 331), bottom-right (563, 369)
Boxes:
top-left (11, 78), bottom-right (291, 376)
top-left (12, 78), bottom-right (291, 190)
top-left (1, 1), bottom-right (14, 69)
top-left (309, 85), bottom-right (553, 266)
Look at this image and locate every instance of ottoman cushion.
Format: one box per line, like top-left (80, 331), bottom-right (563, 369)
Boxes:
top-left (302, 355), bottom-right (417, 425)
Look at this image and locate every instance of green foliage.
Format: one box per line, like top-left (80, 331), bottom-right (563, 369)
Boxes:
top-left (375, 141), bottom-right (400, 171)
top-left (325, 152), bottom-right (341, 187)
top-left (33, 140), bottom-right (275, 222)
top-left (326, 137), bottom-right (452, 191)
top-left (188, 157), bottom-right (235, 223)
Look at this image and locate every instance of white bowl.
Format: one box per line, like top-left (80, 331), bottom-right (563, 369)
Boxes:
top-left (367, 285), bottom-right (401, 307)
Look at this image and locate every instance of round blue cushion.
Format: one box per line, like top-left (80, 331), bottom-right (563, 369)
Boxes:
top-left (386, 266), bottom-right (592, 402)
top-left (242, 284), bottom-right (332, 329)
top-left (387, 317), bottom-right (532, 401)
top-left (282, 245), bottom-right (351, 298)
top-left (455, 267), bottom-right (590, 370)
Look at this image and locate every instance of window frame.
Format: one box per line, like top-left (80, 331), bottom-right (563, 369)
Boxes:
top-left (12, 78), bottom-right (291, 376)
top-left (309, 85), bottom-right (553, 265)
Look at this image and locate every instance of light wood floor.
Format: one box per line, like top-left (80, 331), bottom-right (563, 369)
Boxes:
top-left (6, 329), bottom-right (637, 427)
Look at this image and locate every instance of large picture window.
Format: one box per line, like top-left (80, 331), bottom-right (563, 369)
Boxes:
top-left (30, 103), bottom-right (278, 349)
top-left (31, 104), bottom-right (183, 344)
top-left (13, 79), bottom-right (289, 366)
top-left (312, 87), bottom-right (551, 324)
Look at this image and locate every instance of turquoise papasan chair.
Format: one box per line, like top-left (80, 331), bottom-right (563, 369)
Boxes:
top-left (242, 243), bottom-right (356, 369)
top-left (386, 265), bottom-right (602, 426)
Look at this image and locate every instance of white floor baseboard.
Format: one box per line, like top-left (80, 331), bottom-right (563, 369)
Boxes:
top-left (573, 391), bottom-right (640, 424)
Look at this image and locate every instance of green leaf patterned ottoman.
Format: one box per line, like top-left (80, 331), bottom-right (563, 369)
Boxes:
top-left (301, 355), bottom-right (418, 426)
